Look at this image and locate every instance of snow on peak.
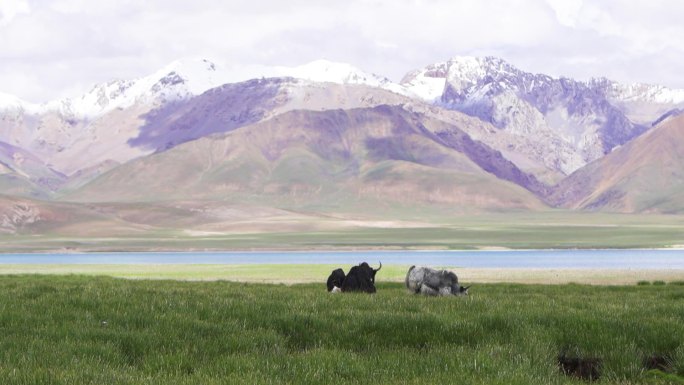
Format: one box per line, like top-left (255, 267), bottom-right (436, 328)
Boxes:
top-left (447, 56), bottom-right (517, 72)
top-left (442, 56), bottom-right (525, 95)
top-left (277, 60), bottom-right (384, 85)
top-left (0, 92), bottom-right (40, 114)
top-left (47, 58), bottom-right (231, 119)
top-left (401, 56), bottom-right (525, 102)
top-left (399, 61), bottom-right (449, 102)
top-left (149, 58), bottom-right (224, 95)
top-left (3, 58), bottom-right (413, 120)
top-left (35, 58), bottom-right (411, 119)
top-left (609, 81), bottom-right (684, 104)
top-left (260, 60), bottom-right (408, 95)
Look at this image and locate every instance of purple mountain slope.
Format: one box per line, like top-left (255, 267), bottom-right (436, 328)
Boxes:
top-left (126, 79), bottom-right (550, 199)
top-left (67, 105), bottom-right (547, 211)
top-left (432, 128), bottom-right (549, 197)
top-left (129, 78), bottom-right (287, 152)
top-left (0, 141), bottom-right (66, 198)
top-left (128, 76), bottom-right (414, 154)
top-left (402, 56), bottom-right (648, 175)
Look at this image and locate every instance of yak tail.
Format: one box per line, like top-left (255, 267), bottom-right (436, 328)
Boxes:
top-left (405, 265), bottom-right (416, 289)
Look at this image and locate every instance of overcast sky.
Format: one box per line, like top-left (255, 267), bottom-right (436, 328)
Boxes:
top-left (2, 0), bottom-right (683, 102)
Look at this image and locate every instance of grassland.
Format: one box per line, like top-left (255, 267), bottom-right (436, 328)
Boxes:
top-left (0, 275), bottom-right (683, 384)
top-left (3, 211), bottom-right (684, 252)
top-left (0, 264), bottom-right (683, 285)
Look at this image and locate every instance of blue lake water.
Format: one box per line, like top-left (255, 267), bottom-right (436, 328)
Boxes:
top-left (0, 249), bottom-right (684, 268)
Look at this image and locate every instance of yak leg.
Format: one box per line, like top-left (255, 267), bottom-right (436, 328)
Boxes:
top-left (419, 284), bottom-right (439, 296)
top-left (438, 286), bottom-right (452, 296)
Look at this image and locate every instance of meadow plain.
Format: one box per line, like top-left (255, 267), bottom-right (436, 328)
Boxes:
top-left (2, 211), bottom-right (684, 252)
top-left (2, 209), bottom-right (683, 384)
top-left (0, 275), bottom-right (683, 384)
top-left (1, 264), bottom-right (684, 285)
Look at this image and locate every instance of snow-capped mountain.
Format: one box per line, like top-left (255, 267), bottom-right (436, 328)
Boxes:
top-left (0, 58), bottom-right (406, 122)
top-left (269, 60), bottom-right (407, 95)
top-left (401, 56), bottom-right (649, 174)
top-left (588, 77), bottom-right (684, 125)
top-left (400, 56), bottom-right (535, 102)
top-left (72, 57), bottom-right (409, 118)
top-left (0, 92), bottom-right (40, 115)
top-left (0, 59), bottom-right (232, 120)
top-left (3, 54), bottom-right (684, 209)
top-left (0, 58), bottom-right (413, 181)
top-left (400, 62), bottom-right (449, 102)
top-left (43, 58), bottom-right (234, 119)
top-left (0, 58), bottom-right (236, 182)
top-left (610, 81), bottom-right (684, 104)
top-left (402, 55), bottom-right (684, 110)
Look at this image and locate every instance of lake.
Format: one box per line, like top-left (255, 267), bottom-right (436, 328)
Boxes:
top-left (1, 249), bottom-right (684, 268)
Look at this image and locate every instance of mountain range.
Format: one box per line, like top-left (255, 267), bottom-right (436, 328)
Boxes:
top-left (1, 56), bottom-right (684, 236)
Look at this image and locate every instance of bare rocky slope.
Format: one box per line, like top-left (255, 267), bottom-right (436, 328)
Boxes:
top-left (401, 56), bottom-right (654, 176)
top-left (549, 113), bottom-right (684, 213)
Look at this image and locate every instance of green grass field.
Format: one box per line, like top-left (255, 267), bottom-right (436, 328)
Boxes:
top-left (1, 275), bottom-right (683, 384)
top-left (1, 264), bottom-right (683, 285)
top-left (2, 211), bottom-right (684, 252)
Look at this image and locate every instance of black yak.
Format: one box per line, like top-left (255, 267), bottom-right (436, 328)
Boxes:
top-left (326, 262), bottom-right (381, 293)
top-left (326, 268), bottom-right (346, 292)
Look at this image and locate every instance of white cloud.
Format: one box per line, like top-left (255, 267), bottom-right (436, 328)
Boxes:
top-left (1, 0), bottom-right (684, 102)
top-left (0, 0), bottom-right (30, 25)
top-left (545, 0), bottom-right (583, 27)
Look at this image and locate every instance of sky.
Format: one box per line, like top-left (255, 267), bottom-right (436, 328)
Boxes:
top-left (2, 0), bottom-right (684, 102)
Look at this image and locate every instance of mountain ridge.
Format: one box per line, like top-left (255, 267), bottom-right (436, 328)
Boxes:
top-left (1, 55), bottom-right (684, 214)
top-left (65, 104), bottom-right (546, 212)
top-left (401, 56), bottom-right (660, 175)
top-left (6, 56), bottom-right (684, 122)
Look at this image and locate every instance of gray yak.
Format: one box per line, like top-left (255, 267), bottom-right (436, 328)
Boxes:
top-left (405, 266), bottom-right (469, 296)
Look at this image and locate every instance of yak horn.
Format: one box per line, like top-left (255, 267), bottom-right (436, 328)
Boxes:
top-left (375, 261), bottom-right (382, 272)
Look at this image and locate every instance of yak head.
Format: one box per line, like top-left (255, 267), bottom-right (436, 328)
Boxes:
top-left (454, 285), bottom-right (470, 296)
top-left (359, 261), bottom-right (382, 283)
top-left (441, 270), bottom-right (469, 296)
